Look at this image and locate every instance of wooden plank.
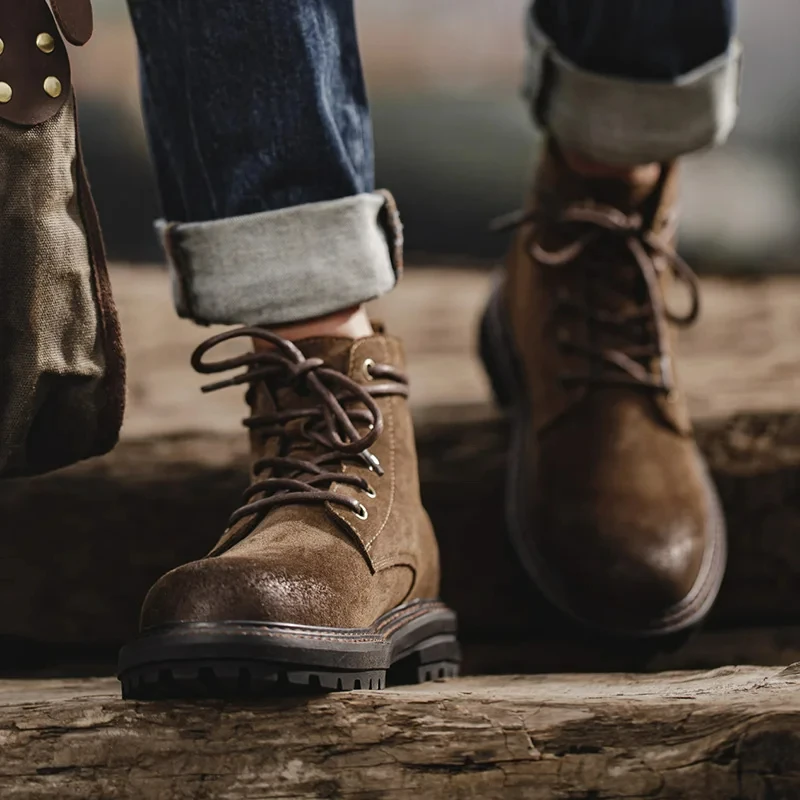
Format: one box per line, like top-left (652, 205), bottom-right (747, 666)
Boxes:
top-left (114, 266), bottom-right (800, 437)
top-left (3, 267), bottom-right (800, 667)
top-left (1, 667), bottom-right (799, 798)
top-left (2, 408), bottom-right (800, 674)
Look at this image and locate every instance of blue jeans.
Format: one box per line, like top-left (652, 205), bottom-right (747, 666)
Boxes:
top-left (126, 0), bottom-right (740, 326)
top-left (533, 0), bottom-right (735, 80)
top-left (127, 0), bottom-right (374, 224)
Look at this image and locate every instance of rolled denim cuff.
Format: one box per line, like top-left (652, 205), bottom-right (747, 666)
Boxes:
top-left (157, 191), bottom-right (402, 326)
top-left (525, 19), bottom-right (743, 166)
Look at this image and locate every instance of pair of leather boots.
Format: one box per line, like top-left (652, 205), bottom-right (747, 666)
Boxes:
top-left (118, 143), bottom-right (726, 698)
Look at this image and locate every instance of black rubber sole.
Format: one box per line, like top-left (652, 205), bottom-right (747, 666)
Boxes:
top-left (118, 600), bottom-right (460, 699)
top-left (478, 282), bottom-right (728, 638)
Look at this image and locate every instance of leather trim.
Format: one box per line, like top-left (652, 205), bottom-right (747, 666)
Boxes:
top-left (74, 97), bottom-right (127, 458)
top-left (0, 0), bottom-right (72, 125)
top-left (51, 0), bottom-right (94, 46)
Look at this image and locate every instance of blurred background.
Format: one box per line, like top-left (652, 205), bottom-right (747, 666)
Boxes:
top-left (77, 0), bottom-right (800, 271)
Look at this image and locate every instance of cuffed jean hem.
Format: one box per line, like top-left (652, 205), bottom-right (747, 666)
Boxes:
top-left (525, 20), bottom-right (743, 166)
top-left (157, 191), bottom-right (403, 326)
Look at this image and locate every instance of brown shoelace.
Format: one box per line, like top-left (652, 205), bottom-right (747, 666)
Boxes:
top-left (192, 328), bottom-right (409, 528)
top-left (497, 204), bottom-right (700, 393)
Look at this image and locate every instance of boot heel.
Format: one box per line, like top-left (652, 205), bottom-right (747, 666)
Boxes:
top-left (478, 283), bottom-right (521, 409)
top-left (387, 634), bottom-right (461, 686)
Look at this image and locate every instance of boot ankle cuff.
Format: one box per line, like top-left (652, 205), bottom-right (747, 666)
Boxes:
top-left (525, 18), bottom-right (743, 166)
top-left (157, 191), bottom-right (402, 326)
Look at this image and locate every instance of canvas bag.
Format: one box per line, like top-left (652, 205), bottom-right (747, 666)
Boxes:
top-left (0, 0), bottom-right (125, 478)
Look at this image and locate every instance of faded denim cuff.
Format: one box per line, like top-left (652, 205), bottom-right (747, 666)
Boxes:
top-left (157, 191), bottom-right (403, 326)
top-left (526, 19), bottom-right (743, 166)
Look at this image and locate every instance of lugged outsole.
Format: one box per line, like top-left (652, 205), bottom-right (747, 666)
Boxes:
top-left (118, 602), bottom-right (461, 699)
top-left (120, 657), bottom-right (460, 700)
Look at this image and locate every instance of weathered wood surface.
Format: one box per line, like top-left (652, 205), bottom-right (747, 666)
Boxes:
top-left (115, 266), bottom-right (800, 437)
top-left (3, 267), bottom-right (800, 669)
top-left (1, 666), bottom-right (799, 799)
top-left (3, 409), bottom-right (800, 674)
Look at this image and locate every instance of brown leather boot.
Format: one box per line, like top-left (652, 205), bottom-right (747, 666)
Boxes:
top-left (480, 143), bottom-right (726, 637)
top-left (119, 328), bottom-right (458, 697)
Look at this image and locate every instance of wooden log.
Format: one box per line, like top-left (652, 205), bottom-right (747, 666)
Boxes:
top-left (2, 407), bottom-right (800, 674)
top-left (114, 266), bottom-right (800, 435)
top-left (3, 266), bottom-right (800, 669)
top-left (1, 666), bottom-right (799, 799)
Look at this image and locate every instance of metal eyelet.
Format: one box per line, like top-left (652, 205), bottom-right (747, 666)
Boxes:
top-left (363, 484), bottom-right (377, 499)
top-left (362, 358), bottom-right (375, 380)
top-left (353, 503), bottom-right (369, 520)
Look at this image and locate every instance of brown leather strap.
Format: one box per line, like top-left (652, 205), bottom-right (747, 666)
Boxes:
top-left (74, 99), bottom-right (127, 458)
top-left (51, 0), bottom-right (94, 47)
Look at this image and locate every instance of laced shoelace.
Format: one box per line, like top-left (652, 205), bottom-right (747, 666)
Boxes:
top-left (495, 204), bottom-right (701, 393)
top-left (191, 328), bottom-right (409, 528)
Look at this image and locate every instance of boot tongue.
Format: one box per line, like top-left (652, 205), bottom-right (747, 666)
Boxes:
top-left (536, 141), bottom-right (662, 217)
top-left (292, 336), bottom-right (355, 375)
top-left (216, 334), bottom-right (379, 556)
top-left (581, 171), bottom-right (660, 215)
top-left (249, 335), bottom-right (363, 465)
top-left (265, 336), bottom-right (356, 421)
top-left (534, 144), bottom-right (672, 379)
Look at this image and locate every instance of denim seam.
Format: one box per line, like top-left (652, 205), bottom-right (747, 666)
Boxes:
top-left (175, 0), bottom-right (218, 219)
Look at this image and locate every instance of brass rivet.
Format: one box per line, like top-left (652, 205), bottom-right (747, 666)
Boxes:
top-left (36, 33), bottom-right (55, 54)
top-left (0, 39), bottom-right (5, 56)
top-left (43, 76), bottom-right (62, 98)
top-left (0, 82), bottom-right (12, 103)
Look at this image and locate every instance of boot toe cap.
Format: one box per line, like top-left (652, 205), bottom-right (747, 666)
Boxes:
top-left (536, 515), bottom-right (716, 634)
top-left (140, 556), bottom-right (367, 631)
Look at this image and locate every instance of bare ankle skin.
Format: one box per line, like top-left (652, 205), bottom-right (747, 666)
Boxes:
top-left (561, 148), bottom-right (662, 187)
top-left (255, 305), bottom-right (373, 349)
